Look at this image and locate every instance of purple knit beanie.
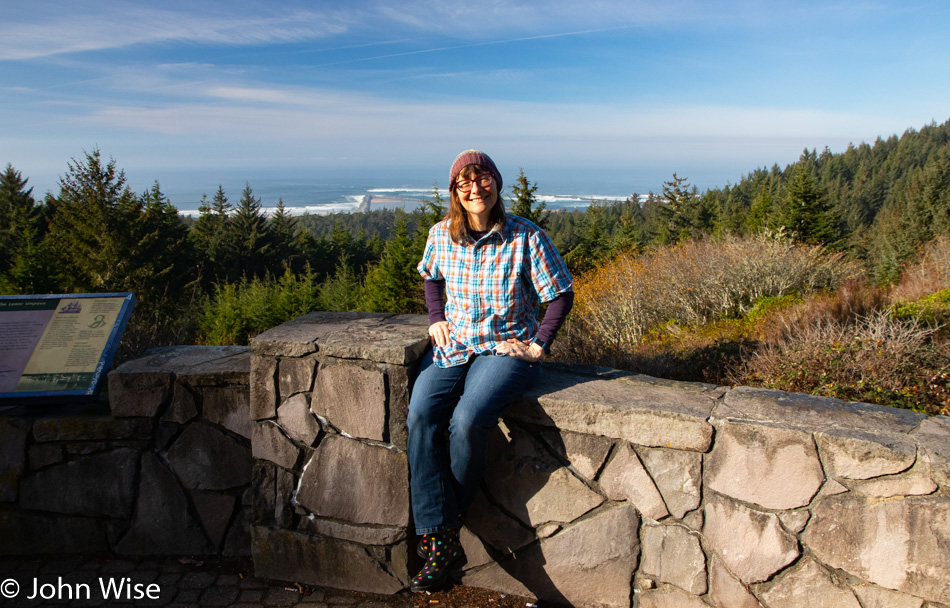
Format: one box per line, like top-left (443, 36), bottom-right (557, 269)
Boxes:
top-left (449, 150), bottom-right (503, 192)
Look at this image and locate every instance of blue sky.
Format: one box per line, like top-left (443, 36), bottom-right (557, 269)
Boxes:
top-left (2, 0), bottom-right (950, 196)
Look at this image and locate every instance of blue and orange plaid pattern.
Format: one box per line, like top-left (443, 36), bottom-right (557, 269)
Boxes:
top-left (418, 215), bottom-right (573, 368)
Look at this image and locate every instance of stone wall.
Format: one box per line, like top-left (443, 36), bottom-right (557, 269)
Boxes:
top-left (0, 346), bottom-right (253, 557)
top-left (249, 312), bottom-right (950, 608)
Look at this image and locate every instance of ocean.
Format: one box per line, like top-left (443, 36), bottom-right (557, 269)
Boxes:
top-left (142, 165), bottom-right (668, 217)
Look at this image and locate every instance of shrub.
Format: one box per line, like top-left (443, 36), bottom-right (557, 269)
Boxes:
top-left (199, 268), bottom-right (322, 345)
top-left (891, 235), bottom-right (950, 302)
top-left (572, 232), bottom-right (858, 350)
top-left (731, 311), bottom-right (950, 416)
top-left (890, 288), bottom-right (950, 326)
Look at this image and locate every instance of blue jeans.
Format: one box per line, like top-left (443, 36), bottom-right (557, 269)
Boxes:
top-left (407, 352), bottom-right (541, 534)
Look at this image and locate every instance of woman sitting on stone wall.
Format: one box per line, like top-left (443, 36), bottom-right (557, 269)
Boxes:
top-left (407, 150), bottom-right (574, 592)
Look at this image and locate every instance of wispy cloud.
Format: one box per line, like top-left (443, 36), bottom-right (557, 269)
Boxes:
top-left (0, 0), bottom-right (734, 62)
top-left (0, 4), bottom-right (349, 61)
top-left (302, 26), bottom-right (635, 68)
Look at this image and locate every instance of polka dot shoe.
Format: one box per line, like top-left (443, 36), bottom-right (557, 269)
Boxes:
top-left (409, 528), bottom-right (466, 592)
top-left (417, 514), bottom-right (465, 559)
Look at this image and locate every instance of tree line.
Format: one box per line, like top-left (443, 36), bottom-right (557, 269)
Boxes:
top-left (2, 118), bottom-right (948, 353)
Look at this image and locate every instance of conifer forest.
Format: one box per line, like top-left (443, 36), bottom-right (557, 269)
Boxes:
top-left (2, 119), bottom-right (949, 414)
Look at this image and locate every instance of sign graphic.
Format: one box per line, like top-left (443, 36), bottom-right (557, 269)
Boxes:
top-left (0, 293), bottom-right (135, 400)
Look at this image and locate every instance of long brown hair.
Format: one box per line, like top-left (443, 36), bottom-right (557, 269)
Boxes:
top-left (445, 164), bottom-right (506, 244)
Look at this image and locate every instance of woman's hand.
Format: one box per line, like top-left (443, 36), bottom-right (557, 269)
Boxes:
top-left (496, 338), bottom-right (544, 362)
top-left (428, 321), bottom-right (452, 347)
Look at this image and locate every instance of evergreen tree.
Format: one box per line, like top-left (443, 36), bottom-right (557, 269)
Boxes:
top-left (269, 197), bottom-right (301, 272)
top-left (130, 182), bottom-right (193, 303)
top-left (0, 164), bottom-right (38, 266)
top-left (746, 183), bottom-right (775, 234)
top-left (227, 183), bottom-right (270, 280)
top-left (775, 165), bottom-right (835, 245)
top-left (612, 195), bottom-right (646, 252)
top-left (319, 254), bottom-right (364, 312)
top-left (361, 217), bottom-right (421, 313)
top-left (412, 182), bottom-right (446, 260)
top-left (659, 173), bottom-right (699, 242)
top-left (0, 165), bottom-right (53, 291)
top-left (563, 201), bottom-right (611, 272)
top-left (191, 186), bottom-right (234, 284)
top-left (47, 148), bottom-right (142, 291)
top-left (508, 168), bottom-right (549, 228)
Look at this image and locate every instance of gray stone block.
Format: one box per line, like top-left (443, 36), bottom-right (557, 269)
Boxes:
top-left (296, 435), bottom-right (409, 527)
top-left (638, 446), bottom-right (702, 519)
top-left (164, 381), bottom-right (198, 424)
top-left (483, 423), bottom-right (603, 527)
top-left (191, 491), bottom-right (236, 550)
top-left (317, 323), bottom-right (430, 365)
top-left (803, 492), bottom-right (950, 605)
top-left (250, 356), bottom-right (278, 421)
top-left (708, 554), bottom-right (763, 608)
top-left (32, 411), bottom-right (152, 441)
top-left (463, 489), bottom-right (537, 558)
top-left (0, 419), bottom-right (28, 502)
top-left (274, 467), bottom-right (295, 528)
top-left (175, 347), bottom-right (250, 385)
top-left (203, 385), bottom-right (252, 439)
top-left (108, 370), bottom-right (172, 418)
top-left (278, 355), bottom-right (318, 397)
top-left (116, 452), bottom-right (214, 555)
top-left (816, 427), bottom-right (917, 480)
top-left (251, 525), bottom-right (404, 594)
top-left (251, 420), bottom-right (300, 470)
top-left (19, 448), bottom-right (139, 518)
top-left (778, 509), bottom-right (811, 534)
top-left (509, 371), bottom-right (715, 451)
top-left (537, 428), bottom-right (613, 481)
top-left (297, 517), bottom-right (407, 546)
top-left (312, 360), bottom-right (387, 442)
top-left (167, 422), bottom-right (252, 490)
top-left (252, 462), bottom-right (277, 523)
top-left (912, 415), bottom-right (950, 488)
top-left (110, 346), bottom-right (249, 418)
top-left (251, 312), bottom-right (429, 364)
top-left (600, 441), bottom-right (669, 521)
top-left (706, 419), bottom-right (824, 510)
top-left (759, 558), bottom-right (861, 608)
top-left (718, 385), bottom-right (926, 434)
top-left (387, 363), bottom-right (413, 451)
top-left (851, 458), bottom-right (937, 498)
top-left (852, 582), bottom-right (924, 608)
top-left (638, 585), bottom-right (710, 608)
top-left (462, 503), bottom-right (640, 608)
top-left (276, 393), bottom-right (320, 446)
top-left (223, 505), bottom-right (253, 556)
top-left (640, 523), bottom-right (706, 595)
top-left (703, 495), bottom-right (799, 584)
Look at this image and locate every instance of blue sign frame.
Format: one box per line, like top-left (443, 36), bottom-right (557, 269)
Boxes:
top-left (0, 293), bottom-right (136, 400)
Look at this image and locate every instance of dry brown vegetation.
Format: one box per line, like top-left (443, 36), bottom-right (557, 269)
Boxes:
top-left (556, 234), bottom-right (950, 416)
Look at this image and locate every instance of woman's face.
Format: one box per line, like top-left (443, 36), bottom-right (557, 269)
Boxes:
top-left (455, 169), bottom-right (498, 222)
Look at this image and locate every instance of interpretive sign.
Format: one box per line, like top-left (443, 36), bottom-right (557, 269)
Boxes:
top-left (0, 293), bottom-right (135, 400)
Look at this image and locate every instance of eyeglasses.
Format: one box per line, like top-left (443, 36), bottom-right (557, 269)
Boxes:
top-left (455, 173), bottom-right (493, 192)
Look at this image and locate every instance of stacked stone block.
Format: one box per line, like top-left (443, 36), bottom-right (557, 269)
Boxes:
top-left (0, 345), bottom-right (252, 557)
top-left (248, 312), bottom-right (429, 594)
top-left (248, 312), bottom-right (950, 608)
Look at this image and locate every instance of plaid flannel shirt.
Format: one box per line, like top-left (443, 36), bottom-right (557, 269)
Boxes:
top-left (417, 214), bottom-right (573, 368)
